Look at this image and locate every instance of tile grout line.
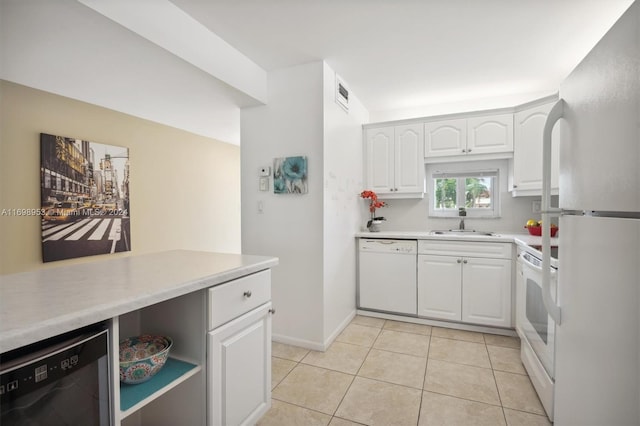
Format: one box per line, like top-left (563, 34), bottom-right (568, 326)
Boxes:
top-left (416, 331), bottom-right (433, 426)
top-left (485, 339), bottom-right (510, 425)
top-left (328, 319), bottom-right (385, 425)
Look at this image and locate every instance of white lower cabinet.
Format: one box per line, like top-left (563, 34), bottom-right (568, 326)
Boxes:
top-left (417, 254), bottom-right (461, 320)
top-left (418, 240), bottom-right (512, 327)
top-left (461, 257), bottom-right (512, 327)
top-left (117, 270), bottom-right (273, 426)
top-left (207, 270), bottom-right (273, 426)
top-left (208, 303), bottom-right (272, 426)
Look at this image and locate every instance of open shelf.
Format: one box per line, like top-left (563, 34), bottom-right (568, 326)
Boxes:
top-left (120, 357), bottom-right (201, 418)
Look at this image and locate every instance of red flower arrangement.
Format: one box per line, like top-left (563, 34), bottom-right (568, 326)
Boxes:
top-left (360, 190), bottom-right (387, 229)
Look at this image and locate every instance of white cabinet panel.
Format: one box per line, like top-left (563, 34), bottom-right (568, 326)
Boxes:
top-left (424, 114), bottom-right (513, 162)
top-left (424, 119), bottom-right (467, 157)
top-left (418, 255), bottom-right (462, 320)
top-left (417, 240), bottom-right (512, 327)
top-left (365, 127), bottom-right (395, 193)
top-left (467, 114), bottom-right (514, 155)
top-left (364, 124), bottom-right (424, 197)
top-left (208, 270), bottom-right (271, 329)
top-left (512, 102), bottom-right (560, 195)
top-left (462, 258), bottom-right (512, 327)
top-left (418, 240), bottom-right (511, 259)
top-left (208, 303), bottom-right (271, 426)
top-left (395, 124), bottom-right (424, 193)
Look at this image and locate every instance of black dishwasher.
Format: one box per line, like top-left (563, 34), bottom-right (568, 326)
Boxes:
top-left (1, 323), bottom-right (111, 425)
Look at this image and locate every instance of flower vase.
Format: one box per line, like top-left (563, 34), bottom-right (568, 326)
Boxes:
top-left (367, 216), bottom-right (384, 232)
top-left (368, 220), bottom-right (382, 232)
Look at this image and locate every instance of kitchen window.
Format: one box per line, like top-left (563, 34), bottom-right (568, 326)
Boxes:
top-left (429, 170), bottom-right (499, 217)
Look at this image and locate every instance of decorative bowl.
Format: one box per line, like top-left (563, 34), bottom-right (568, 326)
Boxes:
top-left (526, 226), bottom-right (558, 237)
top-left (119, 335), bottom-right (172, 384)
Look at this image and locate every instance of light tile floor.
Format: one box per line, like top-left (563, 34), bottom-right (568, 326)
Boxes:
top-left (259, 315), bottom-right (552, 426)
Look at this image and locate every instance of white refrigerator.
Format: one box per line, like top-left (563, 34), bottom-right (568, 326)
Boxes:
top-left (541, 2), bottom-right (640, 424)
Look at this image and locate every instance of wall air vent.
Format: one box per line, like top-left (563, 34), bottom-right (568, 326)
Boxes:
top-left (335, 75), bottom-right (349, 112)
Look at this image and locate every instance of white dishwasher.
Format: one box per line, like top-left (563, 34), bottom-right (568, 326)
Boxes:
top-left (358, 238), bottom-right (417, 315)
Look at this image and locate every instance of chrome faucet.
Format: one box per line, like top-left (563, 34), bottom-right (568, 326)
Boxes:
top-left (458, 207), bottom-right (466, 230)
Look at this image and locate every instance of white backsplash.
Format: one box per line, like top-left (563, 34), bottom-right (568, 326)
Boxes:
top-left (365, 194), bottom-right (549, 234)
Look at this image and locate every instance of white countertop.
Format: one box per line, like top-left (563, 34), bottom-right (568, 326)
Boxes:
top-left (355, 231), bottom-right (559, 263)
top-left (356, 230), bottom-right (515, 242)
top-left (355, 230), bottom-right (554, 243)
top-left (0, 250), bottom-right (279, 353)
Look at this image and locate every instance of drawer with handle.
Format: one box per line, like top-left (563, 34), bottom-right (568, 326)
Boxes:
top-left (208, 269), bottom-right (271, 329)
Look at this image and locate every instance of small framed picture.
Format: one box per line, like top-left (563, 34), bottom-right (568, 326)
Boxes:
top-left (273, 156), bottom-right (308, 194)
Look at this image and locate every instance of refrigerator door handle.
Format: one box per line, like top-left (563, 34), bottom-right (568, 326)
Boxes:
top-left (541, 99), bottom-right (564, 325)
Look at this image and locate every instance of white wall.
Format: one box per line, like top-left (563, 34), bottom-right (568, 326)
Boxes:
top-left (241, 62), bottom-right (326, 348)
top-left (241, 61), bottom-right (368, 349)
top-left (0, 81), bottom-right (241, 274)
top-left (369, 91), bottom-right (557, 124)
top-left (0, 0), bottom-right (247, 145)
top-left (322, 63), bottom-right (369, 344)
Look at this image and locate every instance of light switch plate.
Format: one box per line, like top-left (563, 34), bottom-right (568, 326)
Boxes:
top-left (259, 177), bottom-right (269, 191)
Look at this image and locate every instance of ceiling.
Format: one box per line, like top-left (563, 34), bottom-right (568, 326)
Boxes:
top-left (166, 0), bottom-right (633, 116)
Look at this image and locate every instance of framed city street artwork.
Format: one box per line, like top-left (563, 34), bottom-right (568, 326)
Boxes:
top-left (40, 133), bottom-right (131, 262)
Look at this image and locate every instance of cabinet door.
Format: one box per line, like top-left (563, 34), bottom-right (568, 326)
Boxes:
top-left (208, 303), bottom-right (271, 426)
top-left (467, 114), bottom-right (514, 155)
top-left (462, 258), bottom-right (511, 327)
top-left (394, 124), bottom-right (425, 193)
top-left (513, 103), bottom-right (560, 194)
top-left (365, 127), bottom-right (394, 193)
top-left (417, 255), bottom-right (462, 321)
top-left (424, 119), bottom-right (467, 157)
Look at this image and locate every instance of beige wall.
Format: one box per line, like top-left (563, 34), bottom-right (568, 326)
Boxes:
top-left (0, 81), bottom-right (241, 274)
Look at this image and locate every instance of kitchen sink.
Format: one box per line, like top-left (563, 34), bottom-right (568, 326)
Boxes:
top-left (430, 230), bottom-right (497, 237)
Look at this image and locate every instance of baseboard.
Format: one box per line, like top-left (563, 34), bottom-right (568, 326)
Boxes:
top-left (272, 333), bottom-right (325, 352)
top-left (356, 309), bottom-right (517, 337)
top-left (272, 310), bottom-right (357, 352)
top-left (322, 309), bottom-right (356, 349)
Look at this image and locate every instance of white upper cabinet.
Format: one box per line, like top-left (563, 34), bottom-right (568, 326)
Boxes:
top-left (424, 118), bottom-right (467, 157)
top-left (395, 124), bottom-right (424, 193)
top-left (467, 114), bottom-right (514, 155)
top-left (424, 114), bottom-right (513, 162)
top-left (365, 124), bottom-right (425, 197)
top-left (365, 127), bottom-right (394, 193)
top-left (511, 102), bottom-right (560, 196)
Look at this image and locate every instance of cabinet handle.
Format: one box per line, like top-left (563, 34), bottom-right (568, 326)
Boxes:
top-left (457, 259), bottom-right (462, 263)
top-left (463, 259), bottom-right (468, 264)
top-left (513, 184), bottom-right (518, 188)
top-left (467, 149), bottom-right (472, 153)
top-left (269, 308), bottom-right (276, 315)
top-left (462, 149), bottom-right (466, 153)
top-left (243, 290), bottom-right (252, 298)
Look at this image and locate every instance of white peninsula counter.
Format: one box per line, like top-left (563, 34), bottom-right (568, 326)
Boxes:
top-left (0, 250), bottom-right (278, 425)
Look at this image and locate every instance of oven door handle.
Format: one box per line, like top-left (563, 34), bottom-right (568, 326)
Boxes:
top-left (541, 99), bottom-right (563, 325)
